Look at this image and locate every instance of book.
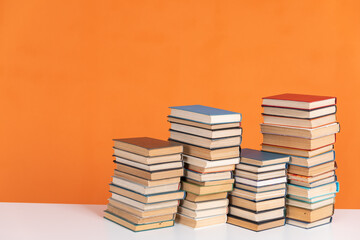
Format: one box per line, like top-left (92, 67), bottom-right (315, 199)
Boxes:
top-left (287, 217), bottom-right (332, 229)
top-left (181, 181), bottom-right (233, 196)
top-left (183, 154), bottom-right (240, 167)
top-left (260, 123), bottom-right (340, 139)
top-left (169, 130), bottom-right (241, 149)
top-left (181, 199), bottom-right (229, 210)
top-left (169, 105), bottom-right (241, 124)
top-left (114, 157), bottom-right (183, 171)
top-left (170, 122), bottom-right (242, 139)
top-left (108, 198), bottom-right (178, 218)
top-left (168, 116), bottom-right (241, 130)
top-left (184, 169), bottom-right (232, 182)
top-left (113, 147), bottom-right (182, 165)
top-left (289, 193), bottom-right (336, 203)
top-left (229, 195), bottom-right (285, 212)
top-left (288, 161), bottom-right (336, 176)
top-left (112, 176), bottom-right (180, 195)
top-left (110, 185), bottom-right (185, 203)
top-left (236, 163), bottom-right (287, 173)
top-left (286, 204), bottom-right (334, 222)
top-left (104, 211), bottom-right (174, 232)
top-left (287, 171), bottom-right (335, 183)
top-left (176, 213), bottom-right (227, 228)
top-left (234, 169), bottom-right (286, 181)
top-left (170, 140), bottom-right (240, 160)
top-left (234, 183), bottom-right (286, 193)
top-left (231, 188), bottom-right (286, 201)
top-left (262, 105), bottom-right (336, 119)
top-left (287, 182), bottom-right (338, 199)
top-left (115, 162), bottom-right (183, 180)
top-left (109, 194), bottom-right (180, 211)
top-left (185, 192), bottom-right (228, 202)
top-left (186, 178), bottom-right (234, 186)
top-left (235, 176), bottom-right (287, 187)
top-left (186, 163), bottom-right (235, 173)
top-left (262, 93), bottom-right (336, 110)
top-left (262, 133), bottom-right (336, 150)
top-left (178, 206), bottom-right (228, 218)
top-left (106, 204), bottom-right (175, 224)
top-left (229, 206), bottom-right (285, 222)
top-left (289, 175), bottom-right (336, 188)
top-left (286, 197), bottom-right (335, 210)
top-left (261, 144), bottom-right (333, 158)
top-left (290, 150), bottom-right (335, 167)
top-left (113, 137), bottom-right (182, 157)
top-left (240, 149), bottom-right (290, 166)
top-left (114, 170), bottom-right (181, 187)
top-left (227, 215), bottom-right (285, 232)
top-left (263, 114), bottom-right (337, 128)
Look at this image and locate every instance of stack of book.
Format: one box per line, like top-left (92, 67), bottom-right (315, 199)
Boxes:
top-left (260, 93), bottom-right (340, 229)
top-left (168, 105), bottom-right (242, 228)
top-left (227, 149), bottom-right (290, 231)
top-left (104, 137), bottom-right (185, 232)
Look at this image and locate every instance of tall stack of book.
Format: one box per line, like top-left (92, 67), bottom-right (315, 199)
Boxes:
top-left (168, 105), bottom-right (242, 228)
top-left (104, 137), bottom-right (185, 232)
top-left (260, 93), bottom-right (340, 229)
top-left (227, 149), bottom-right (290, 231)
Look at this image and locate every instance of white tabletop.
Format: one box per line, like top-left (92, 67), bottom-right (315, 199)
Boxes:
top-left (0, 203), bottom-right (358, 240)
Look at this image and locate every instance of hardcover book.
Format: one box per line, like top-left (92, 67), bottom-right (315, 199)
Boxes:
top-left (240, 149), bottom-right (290, 166)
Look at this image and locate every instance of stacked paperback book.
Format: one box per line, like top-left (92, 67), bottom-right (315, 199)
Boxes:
top-left (104, 137), bottom-right (185, 231)
top-left (168, 105), bottom-right (242, 228)
top-left (227, 149), bottom-right (290, 231)
top-left (260, 93), bottom-right (340, 229)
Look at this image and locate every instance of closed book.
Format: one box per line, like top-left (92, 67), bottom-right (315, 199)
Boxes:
top-left (115, 162), bottom-right (183, 180)
top-left (231, 188), bottom-right (286, 201)
top-left (227, 215), bottom-right (285, 232)
top-left (185, 192), bottom-right (228, 202)
top-left (286, 197), bottom-right (335, 210)
top-left (114, 170), bottom-right (181, 187)
top-left (240, 149), bottom-right (290, 166)
top-left (290, 150), bottom-right (335, 167)
top-left (106, 204), bottom-right (175, 225)
top-left (110, 194), bottom-right (180, 211)
top-left (287, 217), bottom-right (332, 229)
top-left (169, 130), bottom-right (242, 149)
top-left (287, 170), bottom-right (335, 183)
top-left (170, 122), bottom-right (242, 139)
top-left (169, 105), bottom-right (241, 124)
top-left (236, 163), bottom-right (287, 173)
top-left (286, 204), bottom-right (334, 223)
top-left (108, 198), bottom-right (178, 218)
top-left (288, 161), bottom-right (336, 177)
top-left (289, 193), bottom-right (336, 203)
top-left (234, 169), bottom-right (286, 181)
top-left (229, 195), bottom-right (285, 212)
top-left (287, 182), bottom-right (339, 200)
top-left (234, 183), bottom-right (286, 193)
top-left (113, 147), bottom-right (182, 165)
top-left (168, 116), bottom-right (241, 130)
top-left (260, 123), bottom-right (340, 139)
top-left (186, 178), bottom-right (234, 187)
top-left (112, 176), bottom-right (180, 195)
top-left (109, 185), bottom-right (185, 204)
top-left (114, 157), bottom-right (183, 171)
top-left (261, 144), bottom-right (334, 158)
top-left (262, 133), bottom-right (336, 151)
top-left (229, 206), bottom-right (285, 222)
top-left (289, 175), bottom-right (336, 188)
top-left (170, 140), bottom-right (240, 160)
top-left (262, 93), bottom-right (336, 110)
top-left (186, 164), bottom-right (235, 174)
top-left (178, 206), bottom-right (228, 218)
top-left (263, 114), bottom-right (337, 129)
top-left (176, 213), bottom-right (227, 228)
top-left (262, 105), bottom-right (336, 119)
top-left (181, 181), bottom-right (233, 196)
top-left (185, 169), bottom-right (232, 182)
top-left (235, 176), bottom-right (287, 187)
top-left (180, 199), bottom-right (229, 210)
top-left (183, 154), bottom-right (240, 167)
top-left (104, 211), bottom-right (174, 232)
top-left (113, 137), bottom-right (182, 157)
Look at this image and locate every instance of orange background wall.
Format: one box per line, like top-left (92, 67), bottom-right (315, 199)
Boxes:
top-left (1, 0), bottom-right (359, 208)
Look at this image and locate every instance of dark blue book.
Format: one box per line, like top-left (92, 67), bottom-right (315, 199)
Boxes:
top-left (241, 148), bottom-right (290, 166)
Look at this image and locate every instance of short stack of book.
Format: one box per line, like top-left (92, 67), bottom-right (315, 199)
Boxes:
top-left (227, 149), bottom-right (290, 231)
top-left (168, 105), bottom-right (242, 228)
top-left (104, 137), bottom-right (185, 232)
top-left (260, 93), bottom-right (340, 229)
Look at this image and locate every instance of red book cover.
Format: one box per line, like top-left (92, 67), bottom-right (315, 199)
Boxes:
top-left (263, 93), bottom-right (336, 103)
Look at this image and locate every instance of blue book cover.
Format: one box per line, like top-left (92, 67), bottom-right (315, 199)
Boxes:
top-left (241, 148), bottom-right (290, 161)
top-left (170, 105), bottom-right (240, 116)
